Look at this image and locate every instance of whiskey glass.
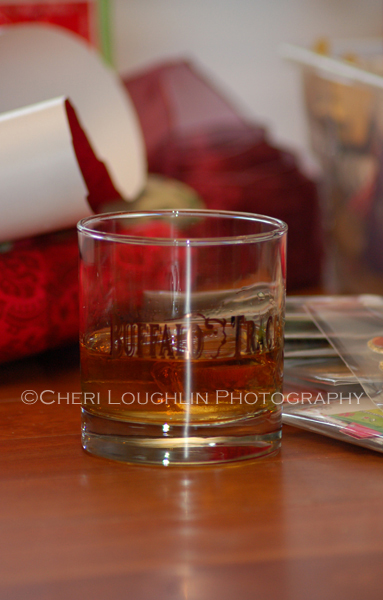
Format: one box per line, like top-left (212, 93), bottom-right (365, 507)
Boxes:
top-left (78, 209), bottom-right (287, 465)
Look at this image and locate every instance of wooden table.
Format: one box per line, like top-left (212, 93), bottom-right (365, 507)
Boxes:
top-left (1, 344), bottom-right (383, 600)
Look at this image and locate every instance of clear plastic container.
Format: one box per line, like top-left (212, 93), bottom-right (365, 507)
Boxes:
top-left (282, 39), bottom-right (383, 294)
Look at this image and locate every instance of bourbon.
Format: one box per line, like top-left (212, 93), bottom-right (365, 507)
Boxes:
top-left (81, 313), bottom-right (283, 427)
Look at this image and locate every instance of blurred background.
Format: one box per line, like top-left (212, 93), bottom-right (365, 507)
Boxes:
top-left (112, 0), bottom-right (383, 172)
top-left (112, 0), bottom-right (383, 296)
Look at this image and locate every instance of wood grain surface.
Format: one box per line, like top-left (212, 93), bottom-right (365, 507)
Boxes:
top-left (1, 345), bottom-right (383, 600)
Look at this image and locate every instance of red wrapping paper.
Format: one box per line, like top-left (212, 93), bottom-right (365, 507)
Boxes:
top-left (0, 230), bottom-right (79, 363)
top-left (65, 99), bottom-right (121, 213)
top-left (0, 2), bottom-right (95, 43)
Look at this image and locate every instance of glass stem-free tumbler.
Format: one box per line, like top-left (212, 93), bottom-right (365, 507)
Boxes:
top-left (78, 209), bottom-right (287, 465)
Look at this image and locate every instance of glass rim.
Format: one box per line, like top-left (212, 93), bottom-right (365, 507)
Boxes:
top-left (77, 209), bottom-right (288, 246)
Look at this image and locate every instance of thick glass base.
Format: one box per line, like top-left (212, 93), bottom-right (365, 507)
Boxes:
top-left (81, 408), bottom-right (281, 466)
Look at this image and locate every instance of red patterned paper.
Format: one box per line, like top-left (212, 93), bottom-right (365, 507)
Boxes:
top-left (0, 2), bottom-right (94, 42)
top-left (0, 230), bottom-right (79, 363)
